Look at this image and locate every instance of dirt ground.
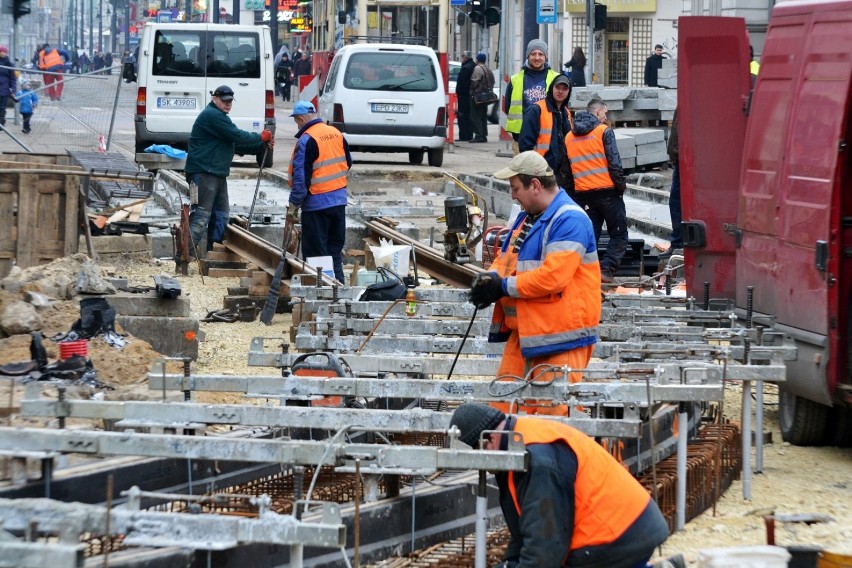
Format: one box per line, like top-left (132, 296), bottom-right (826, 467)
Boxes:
top-left (1, 254), bottom-right (850, 566)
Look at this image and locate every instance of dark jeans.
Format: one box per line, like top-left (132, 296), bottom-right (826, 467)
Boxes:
top-left (301, 205), bottom-right (346, 282)
top-left (470, 98), bottom-right (488, 140)
top-left (669, 162), bottom-right (683, 248)
top-left (457, 95), bottom-right (472, 141)
top-left (0, 95), bottom-right (7, 124)
top-left (188, 172), bottom-right (230, 255)
top-left (574, 188), bottom-right (629, 274)
top-left (21, 112), bottom-right (32, 131)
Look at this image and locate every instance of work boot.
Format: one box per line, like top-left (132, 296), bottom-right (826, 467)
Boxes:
top-left (600, 268), bottom-right (616, 284)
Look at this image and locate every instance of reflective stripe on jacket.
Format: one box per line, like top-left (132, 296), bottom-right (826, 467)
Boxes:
top-left (507, 417), bottom-right (652, 550)
top-left (565, 123), bottom-right (614, 191)
top-left (488, 191), bottom-right (600, 358)
top-left (506, 69), bottom-right (558, 134)
top-left (533, 99), bottom-right (552, 155)
top-left (289, 122), bottom-right (348, 195)
top-left (39, 49), bottom-right (63, 71)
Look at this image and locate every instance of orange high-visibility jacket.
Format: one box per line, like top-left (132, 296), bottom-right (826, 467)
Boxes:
top-left (39, 49), bottom-right (64, 71)
top-left (565, 123), bottom-right (614, 191)
top-left (507, 417), bottom-right (651, 550)
top-left (289, 122), bottom-right (348, 194)
top-left (532, 99), bottom-right (573, 157)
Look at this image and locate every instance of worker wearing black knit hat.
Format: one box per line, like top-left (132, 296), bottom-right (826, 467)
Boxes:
top-left (449, 403), bottom-right (669, 568)
top-left (503, 39), bottom-right (559, 153)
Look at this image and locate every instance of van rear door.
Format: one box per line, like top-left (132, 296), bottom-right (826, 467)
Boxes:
top-left (678, 16), bottom-right (751, 300)
top-left (144, 24), bottom-right (207, 143)
top-left (206, 26), bottom-right (269, 136)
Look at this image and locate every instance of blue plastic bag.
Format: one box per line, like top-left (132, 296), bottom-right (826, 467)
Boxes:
top-left (144, 144), bottom-right (187, 159)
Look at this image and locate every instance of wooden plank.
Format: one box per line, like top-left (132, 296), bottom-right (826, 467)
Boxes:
top-left (15, 173), bottom-right (37, 268)
top-left (208, 268), bottom-right (252, 278)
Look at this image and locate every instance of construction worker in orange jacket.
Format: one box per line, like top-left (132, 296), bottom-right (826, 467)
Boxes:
top-left (449, 403), bottom-right (670, 568)
top-left (469, 152), bottom-right (601, 415)
top-left (518, 74), bottom-right (574, 190)
top-left (565, 98), bottom-right (628, 284)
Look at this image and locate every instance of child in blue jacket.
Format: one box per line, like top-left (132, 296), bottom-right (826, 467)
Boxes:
top-left (14, 81), bottom-right (38, 133)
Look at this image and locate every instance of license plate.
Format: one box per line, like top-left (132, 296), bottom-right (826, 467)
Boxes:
top-left (157, 97), bottom-right (197, 109)
top-left (372, 103), bottom-right (409, 113)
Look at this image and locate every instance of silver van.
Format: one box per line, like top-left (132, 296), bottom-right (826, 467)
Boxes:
top-left (131, 23), bottom-right (276, 164)
top-left (318, 43), bottom-right (447, 167)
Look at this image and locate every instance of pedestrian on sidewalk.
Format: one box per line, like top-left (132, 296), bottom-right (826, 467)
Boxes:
top-left (276, 53), bottom-right (293, 102)
top-left (0, 45), bottom-right (16, 127)
top-left (287, 100), bottom-right (352, 283)
top-left (519, 73), bottom-right (573, 188)
top-left (644, 44), bottom-right (665, 87)
top-left (469, 52), bottom-right (495, 143)
top-left (13, 81), bottom-right (38, 134)
top-left (564, 98), bottom-right (628, 284)
top-left (448, 403), bottom-right (670, 568)
top-left (563, 47), bottom-right (586, 87)
top-left (455, 51), bottom-right (475, 142)
top-left (184, 85), bottom-right (274, 257)
top-left (469, 152), bottom-right (600, 415)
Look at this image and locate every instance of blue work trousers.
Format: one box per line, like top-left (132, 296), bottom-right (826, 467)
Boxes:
top-left (301, 205), bottom-right (346, 283)
top-left (573, 189), bottom-right (629, 274)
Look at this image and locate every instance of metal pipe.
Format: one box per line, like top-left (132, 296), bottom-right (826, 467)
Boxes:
top-left (475, 470), bottom-right (487, 568)
top-left (755, 380), bottom-right (764, 473)
top-left (741, 379), bottom-right (752, 499)
top-left (676, 403), bottom-right (687, 530)
top-left (354, 459), bottom-right (361, 568)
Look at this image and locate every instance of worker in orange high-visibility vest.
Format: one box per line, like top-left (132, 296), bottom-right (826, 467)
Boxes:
top-left (518, 73), bottom-right (574, 190)
top-left (564, 98), bottom-right (628, 284)
top-left (449, 403), bottom-right (670, 568)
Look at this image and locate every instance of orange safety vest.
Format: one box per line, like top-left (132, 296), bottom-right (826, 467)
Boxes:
top-left (533, 99), bottom-right (573, 157)
top-left (507, 417), bottom-right (651, 551)
top-left (39, 49), bottom-right (63, 70)
top-left (289, 122), bottom-right (348, 194)
top-left (565, 123), bottom-right (614, 191)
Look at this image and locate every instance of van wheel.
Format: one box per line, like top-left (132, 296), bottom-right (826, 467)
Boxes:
top-left (779, 389), bottom-right (829, 446)
top-left (408, 150), bottom-right (424, 165)
top-left (427, 147), bottom-right (444, 167)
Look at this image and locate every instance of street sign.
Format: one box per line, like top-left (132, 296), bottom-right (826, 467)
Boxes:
top-left (537, 0), bottom-right (557, 24)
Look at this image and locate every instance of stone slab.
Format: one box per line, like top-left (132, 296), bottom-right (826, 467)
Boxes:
top-left (78, 234), bottom-right (152, 255)
top-left (116, 315), bottom-right (199, 359)
top-left (636, 141), bottom-right (668, 156)
top-left (614, 133), bottom-right (637, 159)
top-left (636, 150), bottom-right (670, 166)
top-left (657, 89), bottom-right (678, 111)
top-left (617, 128), bottom-right (665, 145)
top-left (107, 291), bottom-right (191, 317)
top-left (622, 157), bottom-right (636, 170)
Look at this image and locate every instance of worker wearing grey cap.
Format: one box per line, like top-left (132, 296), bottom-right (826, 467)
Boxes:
top-left (184, 85), bottom-right (274, 259)
top-left (504, 39), bottom-right (560, 153)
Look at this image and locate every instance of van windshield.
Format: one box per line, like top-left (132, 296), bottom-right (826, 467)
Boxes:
top-left (208, 32), bottom-right (260, 79)
top-left (344, 53), bottom-right (437, 92)
top-left (153, 31), bottom-right (203, 77)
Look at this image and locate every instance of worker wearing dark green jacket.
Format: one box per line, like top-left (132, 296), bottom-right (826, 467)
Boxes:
top-left (184, 85), bottom-right (273, 256)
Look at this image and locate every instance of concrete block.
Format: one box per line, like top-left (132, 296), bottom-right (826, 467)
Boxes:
top-left (636, 150), bottom-right (670, 166)
top-left (616, 128), bottom-right (665, 145)
top-left (636, 141), bottom-right (668, 156)
top-left (116, 315), bottom-right (199, 359)
top-left (615, 133), bottom-right (637, 159)
top-left (624, 98), bottom-right (663, 110)
top-left (622, 157), bottom-right (636, 170)
top-left (658, 77), bottom-right (678, 89)
top-left (657, 89), bottom-right (678, 111)
top-left (660, 110), bottom-right (675, 121)
top-left (107, 291), bottom-right (191, 317)
top-left (78, 234), bottom-right (153, 255)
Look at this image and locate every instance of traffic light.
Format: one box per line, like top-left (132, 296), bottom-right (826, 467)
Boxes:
top-left (13, 0), bottom-right (31, 20)
top-left (469, 0), bottom-right (485, 26)
top-left (484, 0), bottom-right (501, 27)
top-left (593, 3), bottom-right (606, 31)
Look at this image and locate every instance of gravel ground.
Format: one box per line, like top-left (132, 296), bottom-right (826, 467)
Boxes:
top-left (1, 255), bottom-right (850, 566)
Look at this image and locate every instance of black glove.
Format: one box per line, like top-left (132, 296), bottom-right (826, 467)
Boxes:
top-left (469, 272), bottom-right (505, 309)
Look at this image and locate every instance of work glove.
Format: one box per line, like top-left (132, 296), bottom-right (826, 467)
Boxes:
top-left (469, 272), bottom-right (505, 309)
top-left (286, 203), bottom-right (299, 223)
top-left (261, 129), bottom-right (274, 146)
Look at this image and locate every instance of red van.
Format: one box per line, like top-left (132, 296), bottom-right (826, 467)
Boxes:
top-left (678, 2), bottom-right (852, 446)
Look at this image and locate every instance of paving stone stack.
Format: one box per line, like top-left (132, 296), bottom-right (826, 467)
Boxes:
top-left (617, 128), bottom-right (669, 169)
top-left (570, 85), bottom-right (677, 122)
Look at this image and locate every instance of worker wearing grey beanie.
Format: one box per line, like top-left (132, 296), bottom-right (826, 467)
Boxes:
top-left (504, 38), bottom-right (559, 150)
top-left (526, 39), bottom-right (549, 60)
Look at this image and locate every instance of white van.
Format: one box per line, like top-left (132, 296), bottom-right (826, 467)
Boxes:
top-left (318, 43), bottom-right (447, 167)
top-left (131, 23), bottom-right (276, 165)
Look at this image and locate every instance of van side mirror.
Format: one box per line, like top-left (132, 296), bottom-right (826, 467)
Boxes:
top-left (338, 10), bottom-right (346, 24)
